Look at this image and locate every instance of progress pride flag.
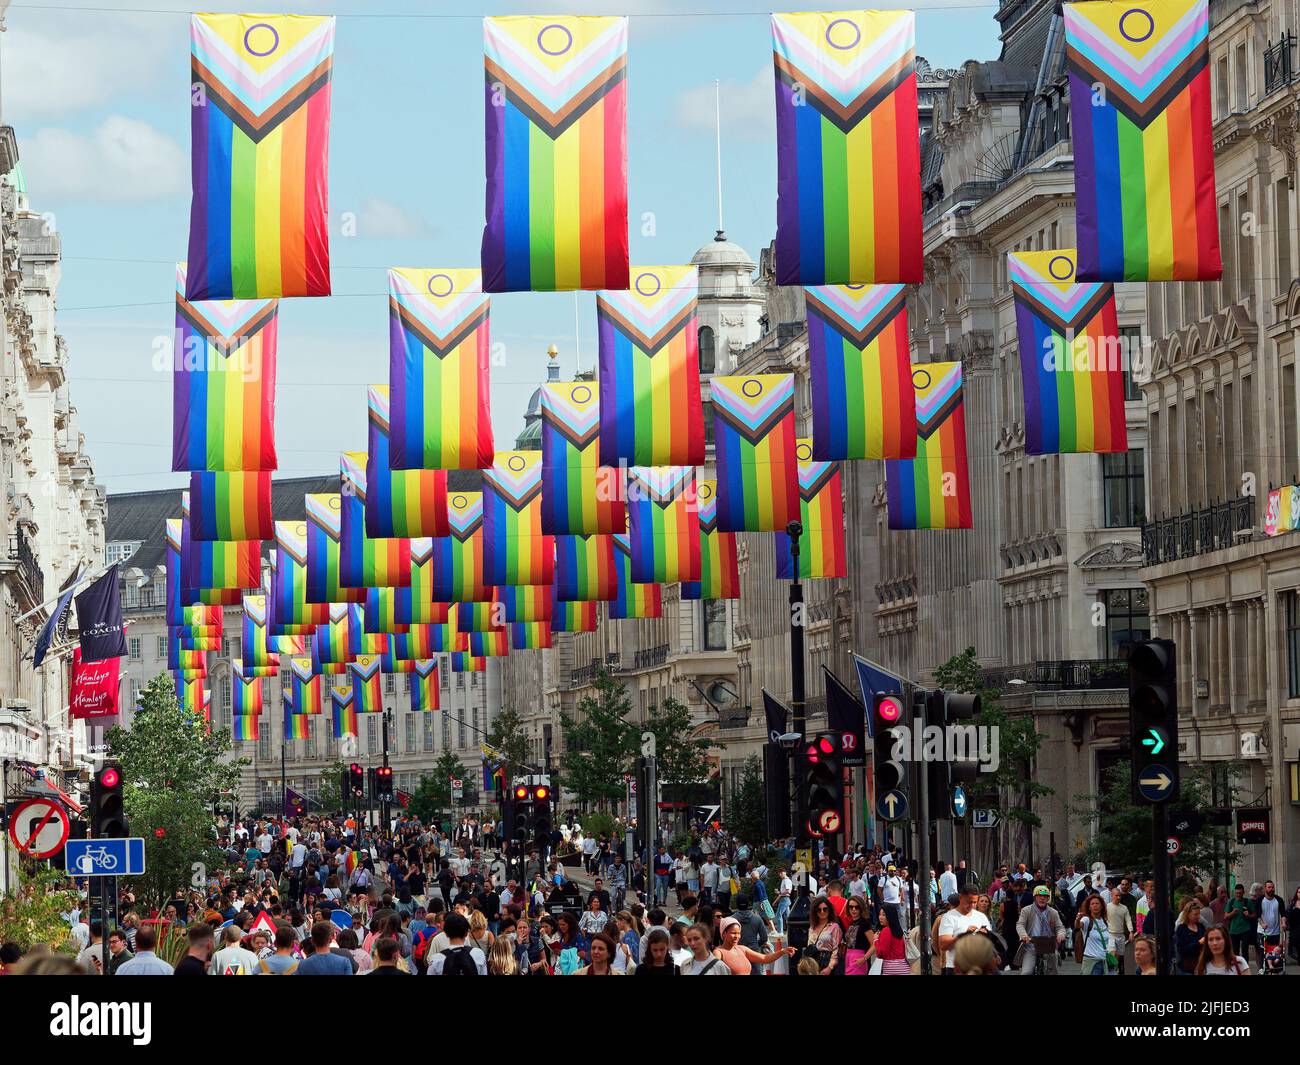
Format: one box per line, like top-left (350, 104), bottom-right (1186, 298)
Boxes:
top-left (70, 648), bottom-right (120, 720)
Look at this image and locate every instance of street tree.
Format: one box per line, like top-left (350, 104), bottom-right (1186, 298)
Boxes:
top-left (559, 669), bottom-right (636, 808)
top-left (644, 695), bottom-right (716, 786)
top-left (408, 751), bottom-right (465, 827)
top-left (727, 755), bottom-right (767, 848)
top-left (105, 673), bottom-right (246, 906)
top-left (484, 704), bottom-right (532, 779)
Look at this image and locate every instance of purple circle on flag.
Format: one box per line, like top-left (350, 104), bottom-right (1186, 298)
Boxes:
top-left (634, 272), bottom-right (661, 297)
top-left (427, 273), bottom-right (455, 298)
top-left (537, 23), bottom-right (573, 56)
top-left (1118, 8), bottom-right (1155, 43)
top-left (825, 18), bottom-right (861, 50)
top-left (243, 23), bottom-right (280, 57)
top-left (912, 368), bottom-right (932, 390)
top-left (741, 378), bottom-right (764, 398)
top-left (1047, 255), bottom-right (1074, 281)
top-left (572, 384), bottom-right (593, 404)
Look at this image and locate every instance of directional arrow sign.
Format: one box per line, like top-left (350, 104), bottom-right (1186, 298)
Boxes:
top-left (877, 789), bottom-right (908, 822)
top-left (1137, 765), bottom-right (1175, 803)
top-left (951, 786), bottom-right (968, 819)
top-left (1141, 728), bottom-right (1167, 756)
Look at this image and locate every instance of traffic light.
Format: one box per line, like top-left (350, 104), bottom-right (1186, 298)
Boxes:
top-left (348, 763), bottom-right (365, 799)
top-left (512, 784), bottom-right (531, 842)
top-left (872, 692), bottom-right (908, 820)
top-left (90, 762), bottom-right (129, 839)
top-left (1130, 638), bottom-right (1178, 804)
top-left (762, 743), bottom-right (791, 838)
top-left (375, 765), bottom-right (394, 803)
top-left (802, 734), bottom-right (843, 839)
top-left (926, 690), bottom-right (982, 817)
top-left (532, 784), bottom-right (551, 845)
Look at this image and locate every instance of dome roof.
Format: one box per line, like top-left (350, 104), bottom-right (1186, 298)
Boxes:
top-left (691, 233), bottom-right (755, 270)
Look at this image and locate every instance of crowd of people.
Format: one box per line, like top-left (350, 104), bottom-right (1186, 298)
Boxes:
top-left (1, 810), bottom-right (1295, 976)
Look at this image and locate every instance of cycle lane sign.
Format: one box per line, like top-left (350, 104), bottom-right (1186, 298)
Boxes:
top-left (8, 797), bottom-right (70, 859)
top-left (65, 837), bottom-right (146, 877)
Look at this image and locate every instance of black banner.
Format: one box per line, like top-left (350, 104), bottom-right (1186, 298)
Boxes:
top-left (74, 564), bottom-right (127, 663)
top-left (824, 666), bottom-right (865, 767)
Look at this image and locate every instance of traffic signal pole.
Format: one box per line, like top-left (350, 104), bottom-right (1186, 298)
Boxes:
top-left (786, 522), bottom-right (807, 851)
top-left (915, 692), bottom-right (932, 975)
top-left (381, 708), bottom-right (391, 835)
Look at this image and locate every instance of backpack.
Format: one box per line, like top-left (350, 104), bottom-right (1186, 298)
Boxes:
top-left (412, 928), bottom-right (437, 968)
top-left (439, 945), bottom-right (479, 976)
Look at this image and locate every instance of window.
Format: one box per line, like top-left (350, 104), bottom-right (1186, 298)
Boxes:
top-left (367, 715), bottom-right (379, 755)
top-left (1119, 326), bottom-right (1144, 401)
top-left (698, 326), bottom-right (716, 374)
top-left (223, 636), bottom-right (240, 660)
top-left (384, 674), bottom-right (395, 695)
top-left (130, 680), bottom-right (141, 706)
top-left (1216, 54), bottom-right (1229, 119)
top-left (1102, 449), bottom-right (1145, 527)
top-left (1234, 43), bottom-right (1248, 112)
top-left (1102, 588), bottom-right (1150, 658)
top-left (1287, 591), bottom-right (1300, 699)
top-left (258, 727), bottom-right (271, 761)
top-left (423, 715), bottom-right (434, 751)
top-left (703, 600), bottom-right (727, 650)
top-left (128, 637), bottom-right (141, 661)
top-left (405, 712), bottom-right (416, 752)
top-left (157, 635), bottom-right (167, 660)
top-left (221, 678), bottom-right (231, 710)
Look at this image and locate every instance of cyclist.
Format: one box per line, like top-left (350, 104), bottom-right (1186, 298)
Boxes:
top-left (1016, 885), bottom-right (1065, 974)
top-left (608, 854), bottom-right (628, 910)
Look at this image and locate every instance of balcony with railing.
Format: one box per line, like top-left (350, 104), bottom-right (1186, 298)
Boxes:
top-left (1140, 496), bottom-right (1256, 565)
top-left (13, 527), bottom-right (44, 605)
top-left (633, 644), bottom-right (668, 670)
top-left (982, 658), bottom-right (1129, 693)
top-left (1265, 33), bottom-right (1296, 95)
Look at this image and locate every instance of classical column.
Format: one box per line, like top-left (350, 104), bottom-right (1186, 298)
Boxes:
top-left (1244, 600), bottom-right (1258, 707)
top-left (1227, 601), bottom-right (1242, 710)
top-left (1187, 608), bottom-right (1200, 714)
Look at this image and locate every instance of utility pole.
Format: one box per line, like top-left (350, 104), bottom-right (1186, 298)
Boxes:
top-left (381, 707), bottom-right (392, 835)
top-left (915, 689), bottom-right (932, 974)
top-left (787, 521), bottom-right (806, 850)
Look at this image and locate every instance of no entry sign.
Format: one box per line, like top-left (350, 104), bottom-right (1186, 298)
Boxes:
top-left (8, 797), bottom-right (71, 859)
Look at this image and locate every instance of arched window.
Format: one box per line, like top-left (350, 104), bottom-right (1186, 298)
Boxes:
top-left (698, 326), bottom-right (716, 374)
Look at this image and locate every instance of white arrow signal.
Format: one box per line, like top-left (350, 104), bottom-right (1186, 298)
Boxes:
top-left (884, 793), bottom-right (898, 816)
top-left (1140, 772), bottom-right (1172, 790)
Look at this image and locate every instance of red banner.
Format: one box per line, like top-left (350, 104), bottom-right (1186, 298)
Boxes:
top-left (70, 649), bottom-right (120, 720)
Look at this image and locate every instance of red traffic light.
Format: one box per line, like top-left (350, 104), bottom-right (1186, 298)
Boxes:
top-left (377, 766), bottom-right (392, 779)
top-left (533, 785), bottom-right (549, 801)
top-left (875, 693), bottom-right (905, 724)
top-left (514, 785), bottom-right (529, 800)
top-left (99, 767), bottom-right (120, 789)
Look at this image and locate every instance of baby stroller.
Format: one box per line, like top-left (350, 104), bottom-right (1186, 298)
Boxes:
top-left (1261, 945), bottom-right (1286, 976)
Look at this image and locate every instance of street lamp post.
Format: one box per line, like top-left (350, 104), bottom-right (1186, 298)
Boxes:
top-left (381, 707), bottom-right (392, 835)
top-left (787, 521), bottom-right (807, 850)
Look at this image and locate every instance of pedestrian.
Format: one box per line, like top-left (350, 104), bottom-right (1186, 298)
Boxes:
top-left (713, 915), bottom-right (795, 975)
top-left (806, 896), bottom-right (844, 975)
top-left (1173, 899), bottom-right (1206, 975)
top-left (173, 923), bottom-right (214, 976)
top-left (1225, 883), bottom-right (1254, 960)
top-left (114, 926), bottom-right (172, 975)
top-left (1256, 881), bottom-right (1284, 971)
top-left (634, 928), bottom-right (679, 975)
top-left (1195, 925), bottom-right (1250, 975)
top-left (680, 923), bottom-right (729, 975)
top-left (295, 921), bottom-right (353, 975)
top-left (1132, 934), bottom-right (1157, 975)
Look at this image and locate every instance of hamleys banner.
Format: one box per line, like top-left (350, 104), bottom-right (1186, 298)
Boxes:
top-left (69, 648), bottom-right (120, 720)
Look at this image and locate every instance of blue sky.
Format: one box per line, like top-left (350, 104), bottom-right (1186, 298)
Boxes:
top-left (2, 1), bottom-right (1002, 493)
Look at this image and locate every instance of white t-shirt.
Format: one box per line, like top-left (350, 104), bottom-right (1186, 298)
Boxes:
top-left (937, 907), bottom-right (992, 969)
top-left (256, 833), bottom-right (273, 853)
top-left (939, 871), bottom-right (958, 898)
top-left (1205, 955), bottom-right (1250, 975)
top-left (880, 875), bottom-right (902, 904)
top-left (290, 843), bottom-right (307, 869)
top-left (701, 863), bottom-right (719, 889)
top-left (210, 945), bottom-right (260, 975)
top-left (426, 945), bottom-right (488, 975)
top-left (680, 954), bottom-right (731, 975)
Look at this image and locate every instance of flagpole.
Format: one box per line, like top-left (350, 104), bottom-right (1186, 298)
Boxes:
top-left (14, 562), bottom-right (107, 625)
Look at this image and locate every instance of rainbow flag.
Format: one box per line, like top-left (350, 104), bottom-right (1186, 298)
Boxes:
top-left (410, 659), bottom-right (440, 711)
top-left (288, 655), bottom-right (323, 714)
top-left (330, 684), bottom-right (358, 739)
top-left (233, 674), bottom-right (263, 716)
top-left (175, 630), bottom-right (220, 652)
top-left (175, 675), bottom-right (208, 715)
top-left (772, 11), bottom-right (921, 285)
top-left (1008, 250), bottom-right (1128, 454)
top-left (627, 466), bottom-right (701, 584)
top-left (391, 623), bottom-right (456, 659)
top-left (430, 491), bottom-right (490, 602)
top-left (464, 629), bottom-right (509, 657)
top-left (610, 532), bottom-right (662, 619)
top-left (483, 450), bottom-right (554, 586)
top-left (597, 265), bottom-right (704, 466)
top-left (311, 604), bottom-right (353, 671)
top-left (450, 652), bottom-right (487, 673)
top-left (554, 533), bottom-right (616, 601)
top-left (182, 518), bottom-right (259, 592)
top-left (366, 386), bottom-right (450, 538)
top-left (457, 600), bottom-right (506, 633)
top-left (497, 584), bottom-right (553, 623)
top-left (805, 283), bottom-right (915, 460)
top-left (712, 374), bottom-right (800, 532)
top-left (348, 653), bottom-right (384, 713)
top-left (364, 587), bottom-right (407, 634)
top-left (176, 603), bottom-right (223, 637)
top-left (233, 657), bottom-right (278, 680)
top-left (378, 646), bottom-right (418, 674)
top-left (387, 268), bottom-right (494, 469)
top-left (551, 597), bottom-right (597, 632)
top-left (265, 632), bottom-right (306, 655)
top-left (305, 493), bottom-right (364, 605)
top-left (482, 16), bottom-right (629, 292)
top-left (340, 452), bottom-right (411, 589)
top-left (885, 362), bottom-right (972, 529)
top-left (1065, 0), bottom-right (1220, 281)
top-left (508, 622), bottom-right (552, 650)
top-left (172, 263), bottom-right (278, 471)
top-left (167, 634), bottom-right (207, 672)
top-left (775, 440), bottom-right (848, 579)
top-left (186, 14), bottom-right (334, 300)
top-left (540, 382), bottom-right (625, 535)
top-left (406, 538), bottom-right (445, 622)
top-left (167, 520), bottom-right (239, 616)
top-left (188, 471), bottom-right (273, 541)
top-left (270, 521), bottom-right (330, 632)
top-left (284, 701), bottom-right (310, 740)
top-left (240, 595), bottom-right (275, 662)
top-left (232, 713), bottom-right (260, 741)
top-left (174, 667), bottom-right (209, 683)
top-left (681, 479), bottom-right (740, 601)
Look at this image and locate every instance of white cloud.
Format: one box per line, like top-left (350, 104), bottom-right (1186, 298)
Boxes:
top-left (350, 196), bottom-right (434, 240)
top-left (673, 67), bottom-right (774, 143)
top-left (21, 116), bottom-right (187, 202)
top-left (2, 13), bottom-right (176, 121)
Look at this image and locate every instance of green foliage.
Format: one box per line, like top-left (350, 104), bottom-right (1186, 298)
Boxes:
top-left (559, 670), bottom-right (636, 807)
top-left (408, 752), bottom-right (465, 827)
top-left (0, 864), bottom-right (81, 952)
top-left (155, 924), bottom-right (191, 967)
top-left (105, 673), bottom-right (247, 906)
top-left (484, 705), bottom-right (532, 778)
top-left (726, 756), bottom-right (768, 850)
top-left (645, 696), bottom-right (716, 787)
top-left (316, 760), bottom-right (349, 815)
top-left (1070, 759), bottom-right (1244, 875)
top-left (934, 647), bottom-right (1052, 826)
top-left (580, 812), bottom-right (620, 839)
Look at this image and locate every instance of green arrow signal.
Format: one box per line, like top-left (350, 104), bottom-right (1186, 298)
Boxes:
top-left (1142, 729), bottom-right (1166, 756)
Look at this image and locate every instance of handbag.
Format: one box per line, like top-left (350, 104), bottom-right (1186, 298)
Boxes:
top-left (1073, 919), bottom-right (1088, 965)
top-left (845, 948), bottom-right (869, 975)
